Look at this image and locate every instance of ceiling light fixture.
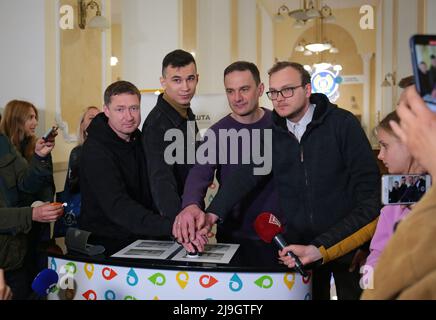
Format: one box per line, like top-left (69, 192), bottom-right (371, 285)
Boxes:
top-left (78, 0), bottom-right (110, 30)
top-left (275, 0), bottom-right (337, 55)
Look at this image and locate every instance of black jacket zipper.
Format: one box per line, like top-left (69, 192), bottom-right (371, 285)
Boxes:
top-left (300, 145), bottom-right (313, 226)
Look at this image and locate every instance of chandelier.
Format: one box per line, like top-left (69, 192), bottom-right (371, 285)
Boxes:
top-left (275, 0), bottom-right (338, 55)
top-left (275, 0), bottom-right (336, 25)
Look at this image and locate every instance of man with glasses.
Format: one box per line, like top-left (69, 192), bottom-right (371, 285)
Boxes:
top-left (79, 81), bottom-right (172, 243)
top-left (175, 62), bottom-right (381, 300)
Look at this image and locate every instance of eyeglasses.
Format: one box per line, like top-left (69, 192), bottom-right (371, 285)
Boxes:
top-left (266, 85), bottom-right (304, 100)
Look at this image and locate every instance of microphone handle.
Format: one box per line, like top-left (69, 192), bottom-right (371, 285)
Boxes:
top-left (273, 234), bottom-right (308, 278)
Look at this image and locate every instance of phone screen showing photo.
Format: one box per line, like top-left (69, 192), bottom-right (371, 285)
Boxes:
top-left (382, 174), bottom-right (431, 205)
top-left (410, 35), bottom-right (436, 112)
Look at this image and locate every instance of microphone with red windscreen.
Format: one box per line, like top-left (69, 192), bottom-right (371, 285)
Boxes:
top-left (254, 212), bottom-right (308, 277)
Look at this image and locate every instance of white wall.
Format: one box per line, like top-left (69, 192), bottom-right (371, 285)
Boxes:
top-left (197, 0), bottom-right (232, 94)
top-left (397, 0), bottom-right (417, 81)
top-left (0, 0), bottom-right (46, 134)
top-left (122, 0), bottom-right (180, 90)
top-left (237, 0), bottom-right (257, 63)
top-left (259, 3), bottom-right (274, 110)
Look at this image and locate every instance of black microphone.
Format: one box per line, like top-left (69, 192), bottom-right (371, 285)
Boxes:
top-left (273, 233), bottom-right (308, 277)
top-left (254, 212), bottom-right (308, 277)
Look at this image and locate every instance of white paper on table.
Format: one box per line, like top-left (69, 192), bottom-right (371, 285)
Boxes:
top-left (111, 240), bottom-right (181, 260)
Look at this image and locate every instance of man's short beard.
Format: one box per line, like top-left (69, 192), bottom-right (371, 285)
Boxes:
top-left (283, 103), bottom-right (306, 121)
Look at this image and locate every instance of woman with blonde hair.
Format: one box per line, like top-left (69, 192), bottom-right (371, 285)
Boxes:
top-left (78, 106), bottom-right (101, 145)
top-left (64, 106), bottom-right (100, 195)
top-left (363, 110), bottom-right (427, 269)
top-left (54, 107), bottom-right (99, 237)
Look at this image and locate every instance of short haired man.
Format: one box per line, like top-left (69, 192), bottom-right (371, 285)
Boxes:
top-left (175, 62), bottom-right (381, 300)
top-left (142, 50), bottom-right (199, 222)
top-left (79, 81), bottom-right (172, 243)
top-left (175, 61), bottom-right (280, 245)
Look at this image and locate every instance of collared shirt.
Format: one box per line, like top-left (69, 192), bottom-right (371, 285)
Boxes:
top-left (286, 104), bottom-right (316, 142)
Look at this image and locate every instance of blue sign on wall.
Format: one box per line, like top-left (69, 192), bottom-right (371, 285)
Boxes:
top-left (310, 65), bottom-right (342, 102)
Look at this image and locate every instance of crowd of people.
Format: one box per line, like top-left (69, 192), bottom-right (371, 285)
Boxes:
top-left (1, 48), bottom-right (435, 300)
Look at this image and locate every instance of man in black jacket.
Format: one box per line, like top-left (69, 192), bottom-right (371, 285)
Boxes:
top-left (79, 81), bottom-right (172, 243)
top-left (142, 50), bottom-right (199, 222)
top-left (174, 62), bottom-right (381, 299)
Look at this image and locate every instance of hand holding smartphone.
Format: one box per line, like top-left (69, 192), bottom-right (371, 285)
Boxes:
top-left (381, 174), bottom-right (432, 205)
top-left (410, 34), bottom-right (436, 112)
top-left (42, 126), bottom-right (58, 141)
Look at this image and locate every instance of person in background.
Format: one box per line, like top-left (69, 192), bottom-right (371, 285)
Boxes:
top-left (0, 132), bottom-right (63, 299)
top-left (362, 85), bottom-right (436, 299)
top-left (418, 61), bottom-right (432, 96)
top-left (0, 99), bottom-right (57, 296)
top-left (1, 100), bottom-right (40, 162)
top-left (389, 181), bottom-right (400, 203)
top-left (415, 175), bottom-right (427, 200)
top-left (63, 106), bottom-right (100, 196)
top-left (346, 75), bottom-right (420, 274)
top-left (401, 175), bottom-right (419, 203)
top-left (54, 107), bottom-right (100, 237)
top-left (397, 176), bottom-right (407, 200)
top-left (0, 99), bottom-right (56, 203)
top-left (364, 111), bottom-right (426, 269)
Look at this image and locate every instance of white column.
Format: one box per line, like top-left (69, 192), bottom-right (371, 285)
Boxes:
top-left (397, 0), bottom-right (418, 82)
top-left (361, 53), bottom-right (373, 136)
top-left (374, 3), bottom-right (382, 132)
top-left (259, 3), bottom-right (274, 110)
top-left (102, 0), bottom-right (111, 94)
top-left (237, 0), bottom-right (257, 63)
top-left (376, 0), bottom-right (422, 121)
top-left (122, 0), bottom-right (180, 90)
top-left (197, 0), bottom-right (231, 94)
top-left (375, 0), bottom-right (394, 124)
top-left (382, 0), bottom-right (395, 118)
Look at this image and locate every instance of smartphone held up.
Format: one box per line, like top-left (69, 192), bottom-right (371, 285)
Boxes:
top-left (381, 174), bottom-right (432, 205)
top-left (410, 34), bottom-right (436, 112)
top-left (42, 126), bottom-right (58, 141)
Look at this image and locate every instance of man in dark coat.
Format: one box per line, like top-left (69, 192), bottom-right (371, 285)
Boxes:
top-left (142, 50), bottom-right (199, 223)
top-left (79, 81), bottom-right (172, 243)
